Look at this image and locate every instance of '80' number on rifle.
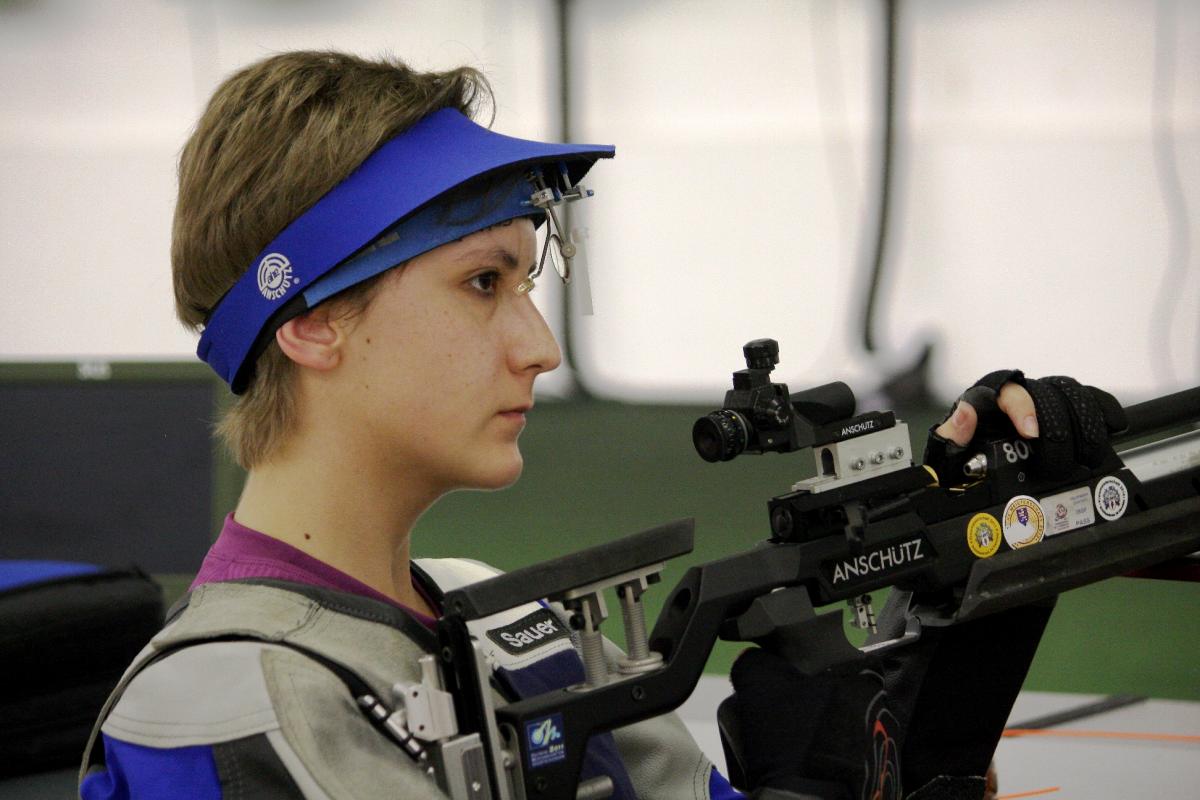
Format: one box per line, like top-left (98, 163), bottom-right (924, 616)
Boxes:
top-left (1002, 440), bottom-right (1031, 463)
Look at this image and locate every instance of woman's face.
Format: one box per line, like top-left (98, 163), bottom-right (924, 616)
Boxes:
top-left (331, 218), bottom-right (561, 493)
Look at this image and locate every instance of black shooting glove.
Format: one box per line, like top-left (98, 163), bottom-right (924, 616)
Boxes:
top-left (924, 370), bottom-right (1127, 484)
top-left (723, 649), bottom-right (901, 800)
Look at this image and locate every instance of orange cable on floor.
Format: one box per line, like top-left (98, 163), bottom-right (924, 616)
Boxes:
top-left (995, 787), bottom-right (1061, 800)
top-left (1002, 728), bottom-right (1200, 743)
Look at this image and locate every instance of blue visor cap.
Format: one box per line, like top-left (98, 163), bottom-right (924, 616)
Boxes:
top-left (196, 108), bottom-right (615, 394)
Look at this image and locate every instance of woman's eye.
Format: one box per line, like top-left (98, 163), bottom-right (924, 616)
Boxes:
top-left (468, 270), bottom-right (500, 295)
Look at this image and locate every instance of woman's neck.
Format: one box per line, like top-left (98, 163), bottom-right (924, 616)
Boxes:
top-left (232, 433), bottom-right (441, 618)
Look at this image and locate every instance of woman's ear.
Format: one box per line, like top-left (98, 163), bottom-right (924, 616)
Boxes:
top-left (275, 305), bottom-right (343, 373)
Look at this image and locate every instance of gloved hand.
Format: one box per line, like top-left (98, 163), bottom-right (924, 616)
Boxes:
top-left (924, 370), bottom-right (1126, 484)
top-left (723, 649), bottom-right (901, 800)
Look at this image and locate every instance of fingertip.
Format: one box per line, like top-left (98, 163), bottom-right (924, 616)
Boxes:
top-left (951, 403), bottom-right (970, 429)
top-left (935, 401), bottom-right (975, 446)
top-left (1021, 414), bottom-right (1039, 438)
top-left (999, 382), bottom-right (1038, 437)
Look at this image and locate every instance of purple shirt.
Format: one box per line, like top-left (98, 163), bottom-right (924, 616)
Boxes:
top-left (191, 514), bottom-right (439, 629)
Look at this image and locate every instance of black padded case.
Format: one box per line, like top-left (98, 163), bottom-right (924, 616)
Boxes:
top-left (0, 567), bottom-right (163, 777)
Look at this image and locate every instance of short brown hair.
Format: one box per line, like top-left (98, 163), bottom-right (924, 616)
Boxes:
top-left (172, 51), bottom-right (492, 468)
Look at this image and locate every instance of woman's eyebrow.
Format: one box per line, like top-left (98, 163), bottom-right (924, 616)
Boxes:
top-left (456, 245), bottom-right (521, 270)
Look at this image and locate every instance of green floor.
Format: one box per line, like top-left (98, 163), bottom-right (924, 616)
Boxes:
top-left (175, 398), bottom-right (1200, 700)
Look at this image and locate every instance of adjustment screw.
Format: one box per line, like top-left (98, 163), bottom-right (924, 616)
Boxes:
top-left (632, 686), bottom-right (646, 701)
top-left (870, 451), bottom-right (885, 465)
top-left (891, 447), bottom-right (905, 459)
top-left (851, 458), bottom-right (866, 471)
top-left (743, 338), bottom-right (780, 370)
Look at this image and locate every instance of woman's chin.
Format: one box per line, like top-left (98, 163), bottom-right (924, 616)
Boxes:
top-left (469, 453), bottom-right (525, 491)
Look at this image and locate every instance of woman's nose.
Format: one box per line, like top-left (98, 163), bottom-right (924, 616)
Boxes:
top-left (508, 297), bottom-right (562, 376)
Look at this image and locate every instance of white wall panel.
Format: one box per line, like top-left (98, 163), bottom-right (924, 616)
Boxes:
top-left (886, 0), bottom-right (1200, 401)
top-left (0, 0), bottom-right (198, 358)
top-left (570, 0), bottom-right (878, 401)
top-left (570, 0), bottom-right (1198, 402)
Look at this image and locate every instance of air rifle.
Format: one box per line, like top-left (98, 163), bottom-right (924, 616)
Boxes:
top-left (400, 339), bottom-right (1200, 799)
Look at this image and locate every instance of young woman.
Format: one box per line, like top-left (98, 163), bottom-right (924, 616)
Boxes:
top-left (79, 50), bottom-right (1120, 800)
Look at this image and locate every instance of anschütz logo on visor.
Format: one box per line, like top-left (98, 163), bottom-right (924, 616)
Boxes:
top-left (257, 252), bottom-right (295, 300)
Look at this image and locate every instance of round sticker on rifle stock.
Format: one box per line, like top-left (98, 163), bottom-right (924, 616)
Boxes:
top-left (1093, 476), bottom-right (1129, 521)
top-left (1002, 495), bottom-right (1045, 549)
top-left (967, 513), bottom-right (1002, 558)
